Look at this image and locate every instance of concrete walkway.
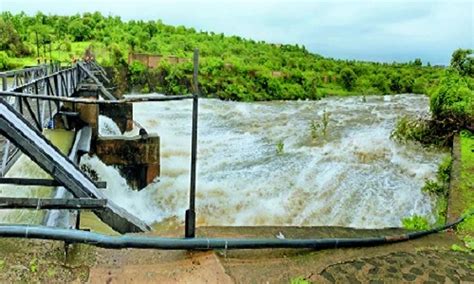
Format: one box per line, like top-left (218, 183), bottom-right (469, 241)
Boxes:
top-left (0, 226), bottom-right (471, 283)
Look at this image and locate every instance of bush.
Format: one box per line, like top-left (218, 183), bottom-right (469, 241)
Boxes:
top-left (390, 115), bottom-right (433, 144)
top-left (437, 155), bottom-right (452, 184)
top-left (0, 51), bottom-right (10, 70)
top-left (128, 61), bottom-right (147, 87)
top-left (371, 74), bottom-right (390, 94)
top-left (412, 77), bottom-right (427, 94)
top-left (422, 180), bottom-right (444, 194)
top-left (451, 49), bottom-right (473, 77)
top-left (340, 67), bottom-right (357, 90)
top-left (430, 71), bottom-right (474, 128)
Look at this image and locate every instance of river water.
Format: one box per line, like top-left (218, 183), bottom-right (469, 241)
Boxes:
top-left (78, 93), bottom-right (446, 229)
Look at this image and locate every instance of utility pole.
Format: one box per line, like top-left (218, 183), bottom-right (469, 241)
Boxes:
top-left (35, 31), bottom-right (40, 64)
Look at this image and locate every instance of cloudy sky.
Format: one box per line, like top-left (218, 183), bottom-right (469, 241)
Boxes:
top-left (1, 0), bottom-right (473, 65)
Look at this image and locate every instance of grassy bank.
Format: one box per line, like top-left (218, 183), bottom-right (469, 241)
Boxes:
top-left (457, 130), bottom-right (474, 233)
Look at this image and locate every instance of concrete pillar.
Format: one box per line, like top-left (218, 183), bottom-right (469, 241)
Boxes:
top-left (99, 103), bottom-right (133, 133)
top-left (95, 135), bottom-right (160, 190)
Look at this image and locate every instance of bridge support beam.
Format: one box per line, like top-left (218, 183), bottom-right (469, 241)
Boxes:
top-left (95, 135), bottom-right (160, 190)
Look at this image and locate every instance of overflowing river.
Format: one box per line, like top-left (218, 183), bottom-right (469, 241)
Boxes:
top-left (80, 93), bottom-right (446, 229)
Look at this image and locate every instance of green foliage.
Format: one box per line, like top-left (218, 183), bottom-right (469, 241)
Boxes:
top-left (451, 236), bottom-right (474, 253)
top-left (450, 48), bottom-right (473, 77)
top-left (276, 140), bottom-right (284, 155)
top-left (413, 58), bottom-right (422, 67)
top-left (456, 131), bottom-right (474, 232)
top-left (290, 277), bottom-right (310, 284)
top-left (420, 155), bottom-right (452, 224)
top-left (29, 257), bottom-right (38, 273)
top-left (0, 12), bottom-right (448, 100)
top-left (422, 180), bottom-right (444, 195)
top-left (0, 18), bottom-right (29, 56)
top-left (435, 196), bottom-right (447, 225)
top-left (402, 215), bottom-right (429, 230)
top-left (371, 74), bottom-right (390, 94)
top-left (322, 111), bottom-right (330, 136)
top-left (0, 51), bottom-right (10, 70)
top-left (430, 71), bottom-right (474, 127)
top-left (68, 18), bottom-right (92, 41)
top-left (340, 67), bottom-right (357, 90)
top-left (437, 155), bottom-right (452, 184)
top-left (390, 115), bottom-right (433, 144)
top-left (412, 77), bottom-right (427, 94)
top-left (309, 110), bottom-right (330, 141)
top-left (458, 213), bottom-right (474, 233)
top-left (310, 120), bottom-right (319, 140)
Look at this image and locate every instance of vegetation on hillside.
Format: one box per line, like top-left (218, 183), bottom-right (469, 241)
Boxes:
top-left (392, 50), bottom-right (473, 146)
top-left (0, 12), bottom-right (471, 141)
top-left (0, 11), bottom-right (447, 101)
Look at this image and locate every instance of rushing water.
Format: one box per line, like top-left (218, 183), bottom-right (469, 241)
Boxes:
top-left (80, 94), bottom-right (446, 229)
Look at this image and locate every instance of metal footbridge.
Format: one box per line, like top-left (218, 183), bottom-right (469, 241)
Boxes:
top-left (0, 61), bottom-right (149, 233)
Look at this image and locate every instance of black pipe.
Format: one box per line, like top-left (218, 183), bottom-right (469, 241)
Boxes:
top-left (0, 212), bottom-right (470, 250)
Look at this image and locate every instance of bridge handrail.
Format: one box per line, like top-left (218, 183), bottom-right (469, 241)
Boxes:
top-left (0, 64), bottom-right (51, 77)
top-left (8, 65), bottom-right (77, 91)
top-left (0, 91), bottom-right (195, 104)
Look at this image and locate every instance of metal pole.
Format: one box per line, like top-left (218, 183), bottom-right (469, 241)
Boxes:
top-left (1, 76), bottom-right (6, 91)
top-left (35, 31), bottom-right (40, 61)
top-left (185, 49), bottom-right (199, 238)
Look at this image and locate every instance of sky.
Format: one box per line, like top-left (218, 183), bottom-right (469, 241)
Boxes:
top-left (1, 0), bottom-right (473, 65)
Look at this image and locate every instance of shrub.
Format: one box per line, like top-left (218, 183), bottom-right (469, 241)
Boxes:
top-left (412, 77), bottom-right (427, 94)
top-left (422, 180), bottom-right (444, 195)
top-left (390, 115), bottom-right (433, 144)
top-left (402, 215), bottom-right (429, 230)
top-left (430, 71), bottom-right (474, 128)
top-left (0, 51), bottom-right (10, 70)
top-left (340, 67), bottom-right (357, 90)
top-left (437, 155), bottom-right (452, 184)
top-left (450, 48), bottom-right (473, 77)
top-left (276, 140), bottom-right (284, 155)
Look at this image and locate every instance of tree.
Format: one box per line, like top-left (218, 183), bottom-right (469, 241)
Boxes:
top-left (413, 58), bottom-right (422, 67)
top-left (430, 71), bottom-right (473, 127)
top-left (67, 18), bottom-right (91, 41)
top-left (340, 67), bottom-right (357, 90)
top-left (372, 74), bottom-right (389, 94)
top-left (450, 49), bottom-right (473, 76)
top-left (389, 72), bottom-right (403, 93)
top-left (0, 18), bottom-right (29, 56)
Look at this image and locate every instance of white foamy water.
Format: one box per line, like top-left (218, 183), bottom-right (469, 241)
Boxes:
top-left (99, 115), bottom-right (122, 136)
top-left (79, 93), bottom-right (447, 228)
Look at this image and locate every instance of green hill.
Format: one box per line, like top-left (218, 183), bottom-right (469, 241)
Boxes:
top-left (0, 11), bottom-right (447, 100)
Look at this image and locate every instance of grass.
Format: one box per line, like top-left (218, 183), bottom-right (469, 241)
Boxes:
top-left (402, 215), bottom-right (430, 230)
top-left (6, 41), bottom-right (111, 69)
top-left (457, 130), bottom-right (474, 232)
